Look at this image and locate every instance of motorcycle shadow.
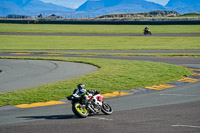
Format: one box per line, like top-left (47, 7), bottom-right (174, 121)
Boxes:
top-left (17, 113), bottom-right (107, 120)
top-left (17, 114), bottom-right (75, 120)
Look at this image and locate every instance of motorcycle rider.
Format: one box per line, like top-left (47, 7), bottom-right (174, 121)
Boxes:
top-left (73, 83), bottom-right (99, 107)
top-left (144, 26), bottom-right (151, 35)
top-left (73, 83), bottom-right (87, 98)
top-left (144, 26), bottom-right (149, 32)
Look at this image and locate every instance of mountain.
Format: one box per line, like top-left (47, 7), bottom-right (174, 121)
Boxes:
top-left (0, 0), bottom-right (73, 17)
top-left (76, 0), bottom-right (165, 14)
top-left (166, 0), bottom-right (200, 13)
top-left (41, 0), bottom-right (87, 9)
top-left (1, 0), bottom-right (199, 18)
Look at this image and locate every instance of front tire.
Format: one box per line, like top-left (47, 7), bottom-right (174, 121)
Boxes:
top-left (72, 103), bottom-right (88, 118)
top-left (101, 102), bottom-right (113, 115)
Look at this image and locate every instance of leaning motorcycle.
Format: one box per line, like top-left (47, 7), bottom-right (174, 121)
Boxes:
top-left (67, 92), bottom-right (113, 118)
top-left (144, 30), bottom-right (152, 35)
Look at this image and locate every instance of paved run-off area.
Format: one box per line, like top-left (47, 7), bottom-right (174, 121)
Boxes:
top-left (0, 59), bottom-right (98, 93)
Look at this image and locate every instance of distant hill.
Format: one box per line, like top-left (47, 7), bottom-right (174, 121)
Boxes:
top-left (76, 0), bottom-right (165, 15)
top-left (1, 0), bottom-right (199, 18)
top-left (0, 0), bottom-right (73, 17)
top-left (166, 0), bottom-right (200, 13)
top-left (76, 0), bottom-right (200, 15)
top-left (98, 10), bottom-right (180, 18)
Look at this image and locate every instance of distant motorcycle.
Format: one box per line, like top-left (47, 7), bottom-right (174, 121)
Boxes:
top-left (144, 28), bottom-right (152, 35)
top-left (67, 92), bottom-right (113, 118)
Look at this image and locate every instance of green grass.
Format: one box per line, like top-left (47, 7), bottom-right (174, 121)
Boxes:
top-left (61, 52), bottom-right (200, 57)
top-left (0, 35), bottom-right (200, 50)
top-left (31, 52), bottom-right (200, 57)
top-left (0, 56), bottom-right (192, 107)
top-left (180, 14), bottom-right (200, 17)
top-left (0, 23), bottom-right (200, 33)
top-left (1, 51), bottom-right (200, 57)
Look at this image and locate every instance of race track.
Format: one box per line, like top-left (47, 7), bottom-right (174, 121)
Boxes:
top-left (0, 54), bottom-right (200, 133)
top-left (0, 32), bottom-right (200, 133)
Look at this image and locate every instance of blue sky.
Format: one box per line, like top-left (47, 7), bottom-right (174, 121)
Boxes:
top-left (41, 0), bottom-right (169, 9)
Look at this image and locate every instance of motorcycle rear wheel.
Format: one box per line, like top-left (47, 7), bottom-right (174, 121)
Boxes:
top-left (72, 103), bottom-right (88, 118)
top-left (101, 102), bottom-right (113, 115)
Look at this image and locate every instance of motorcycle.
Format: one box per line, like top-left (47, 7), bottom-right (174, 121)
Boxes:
top-left (67, 92), bottom-right (113, 118)
top-left (144, 29), bottom-right (152, 35)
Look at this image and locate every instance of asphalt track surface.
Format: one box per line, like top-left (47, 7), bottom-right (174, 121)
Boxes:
top-left (0, 33), bottom-right (200, 133)
top-left (0, 54), bottom-right (200, 133)
top-left (1, 52), bottom-right (200, 65)
top-left (0, 59), bottom-right (98, 93)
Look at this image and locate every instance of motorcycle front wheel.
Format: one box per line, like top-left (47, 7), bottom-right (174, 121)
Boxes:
top-left (101, 102), bottom-right (113, 115)
top-left (72, 103), bottom-right (88, 118)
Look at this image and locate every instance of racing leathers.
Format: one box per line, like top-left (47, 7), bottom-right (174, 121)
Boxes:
top-left (73, 89), bottom-right (99, 106)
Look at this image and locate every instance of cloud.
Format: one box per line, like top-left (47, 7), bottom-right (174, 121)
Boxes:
top-left (146, 0), bottom-right (169, 5)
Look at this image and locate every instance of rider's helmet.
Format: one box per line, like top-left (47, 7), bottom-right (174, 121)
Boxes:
top-left (77, 83), bottom-right (86, 93)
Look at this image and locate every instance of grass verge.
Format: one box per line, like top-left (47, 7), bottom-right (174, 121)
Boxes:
top-left (0, 24), bottom-right (200, 33)
top-left (1, 51), bottom-right (200, 57)
top-left (1, 35), bottom-right (200, 50)
top-left (54, 52), bottom-right (200, 57)
top-left (0, 56), bottom-right (192, 107)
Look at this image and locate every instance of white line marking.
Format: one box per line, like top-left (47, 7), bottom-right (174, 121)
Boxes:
top-left (160, 94), bottom-right (199, 97)
top-left (172, 125), bottom-right (200, 129)
top-left (89, 117), bottom-right (113, 121)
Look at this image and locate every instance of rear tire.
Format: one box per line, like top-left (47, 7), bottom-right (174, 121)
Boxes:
top-left (72, 103), bottom-right (88, 118)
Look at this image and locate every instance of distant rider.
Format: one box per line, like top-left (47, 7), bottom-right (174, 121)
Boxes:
top-left (144, 27), bottom-right (150, 32)
top-left (144, 26), bottom-right (151, 35)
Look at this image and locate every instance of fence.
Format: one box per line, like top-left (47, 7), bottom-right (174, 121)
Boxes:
top-left (0, 18), bottom-right (200, 25)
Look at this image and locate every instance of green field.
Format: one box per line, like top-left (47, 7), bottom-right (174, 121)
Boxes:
top-left (0, 23), bottom-right (200, 33)
top-left (0, 24), bottom-right (199, 107)
top-left (180, 14), bottom-right (200, 17)
top-left (0, 35), bottom-right (200, 50)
